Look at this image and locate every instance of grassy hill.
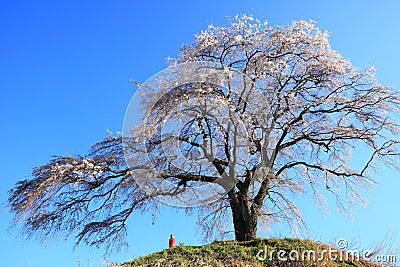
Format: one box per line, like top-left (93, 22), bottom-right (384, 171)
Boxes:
top-left (118, 238), bottom-right (387, 267)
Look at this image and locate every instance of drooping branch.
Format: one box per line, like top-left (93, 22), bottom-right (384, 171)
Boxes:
top-left (8, 136), bottom-right (157, 251)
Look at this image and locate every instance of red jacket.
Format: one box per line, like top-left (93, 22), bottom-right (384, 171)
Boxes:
top-left (169, 236), bottom-right (175, 247)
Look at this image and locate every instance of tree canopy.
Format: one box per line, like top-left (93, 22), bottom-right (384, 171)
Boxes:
top-left (8, 15), bottom-right (400, 250)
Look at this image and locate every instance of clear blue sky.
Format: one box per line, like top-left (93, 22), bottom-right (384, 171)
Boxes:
top-left (1, 1), bottom-right (399, 266)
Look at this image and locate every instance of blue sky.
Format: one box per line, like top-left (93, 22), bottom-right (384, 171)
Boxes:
top-left (1, 0), bottom-right (400, 266)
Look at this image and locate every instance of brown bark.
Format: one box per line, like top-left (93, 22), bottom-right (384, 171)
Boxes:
top-left (229, 190), bottom-right (258, 241)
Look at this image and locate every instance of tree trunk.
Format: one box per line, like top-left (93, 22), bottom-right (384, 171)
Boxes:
top-left (229, 191), bottom-right (258, 241)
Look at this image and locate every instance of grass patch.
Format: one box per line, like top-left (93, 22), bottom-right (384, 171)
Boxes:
top-left (118, 238), bottom-right (386, 267)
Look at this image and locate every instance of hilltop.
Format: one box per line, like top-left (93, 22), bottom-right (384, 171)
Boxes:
top-left (118, 238), bottom-right (387, 267)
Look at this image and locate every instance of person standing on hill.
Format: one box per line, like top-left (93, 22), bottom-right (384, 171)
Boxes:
top-left (169, 234), bottom-right (175, 248)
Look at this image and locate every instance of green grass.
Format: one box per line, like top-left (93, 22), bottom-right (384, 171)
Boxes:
top-left (117, 238), bottom-right (385, 267)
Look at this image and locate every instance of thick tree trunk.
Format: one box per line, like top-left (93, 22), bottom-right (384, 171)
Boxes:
top-left (229, 191), bottom-right (258, 241)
